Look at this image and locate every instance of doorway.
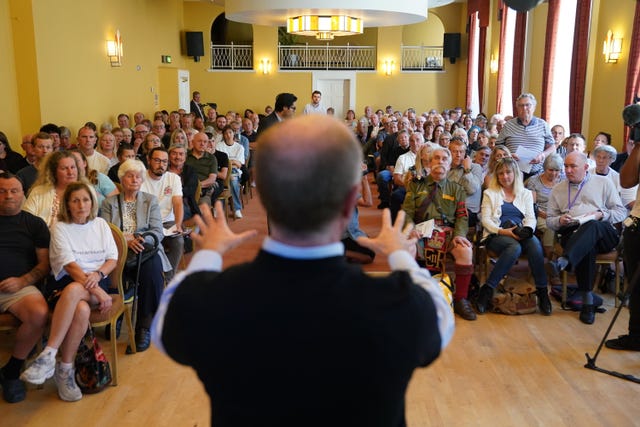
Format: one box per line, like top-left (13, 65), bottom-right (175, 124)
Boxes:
top-left (312, 71), bottom-right (356, 120)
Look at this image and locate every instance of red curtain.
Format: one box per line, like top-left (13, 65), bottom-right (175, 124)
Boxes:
top-left (540, 0), bottom-right (561, 121)
top-left (496, 4), bottom-right (509, 114)
top-left (569, 0), bottom-right (592, 133)
top-left (478, 26), bottom-right (487, 111)
top-left (511, 12), bottom-right (527, 114)
top-left (624, 0), bottom-right (640, 141)
top-left (466, 12), bottom-right (479, 111)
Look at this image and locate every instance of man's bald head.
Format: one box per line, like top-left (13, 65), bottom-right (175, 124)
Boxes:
top-left (564, 151), bottom-right (589, 183)
top-left (256, 115), bottom-right (362, 234)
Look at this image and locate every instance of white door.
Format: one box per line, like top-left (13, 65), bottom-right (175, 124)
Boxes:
top-left (312, 71), bottom-right (356, 120)
top-left (178, 69), bottom-right (190, 111)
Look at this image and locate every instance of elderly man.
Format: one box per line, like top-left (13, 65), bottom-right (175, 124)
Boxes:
top-left (497, 93), bottom-right (555, 178)
top-left (0, 172), bottom-right (50, 403)
top-left (186, 132), bottom-right (218, 206)
top-left (141, 147), bottom-right (184, 279)
top-left (547, 151), bottom-right (626, 324)
top-left (402, 146), bottom-right (476, 320)
top-left (447, 139), bottom-right (483, 226)
top-left (152, 115), bottom-right (453, 426)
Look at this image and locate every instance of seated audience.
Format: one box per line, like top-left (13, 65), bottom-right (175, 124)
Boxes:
top-left (402, 145), bottom-right (476, 321)
top-left (100, 159), bottom-right (169, 351)
top-left (108, 143), bottom-right (136, 184)
top-left (168, 143), bottom-right (201, 225)
top-left (0, 132), bottom-right (28, 174)
top-left (590, 144), bottom-right (637, 209)
top-left (477, 157), bottom-right (551, 315)
top-left (186, 132), bottom-right (218, 207)
top-left (77, 127), bottom-right (109, 174)
top-left (96, 132), bottom-right (118, 168)
top-left (70, 150), bottom-right (118, 206)
top-left (447, 139), bottom-right (483, 227)
top-left (17, 132), bottom-right (54, 193)
top-left (20, 182), bottom-right (116, 402)
top-left (216, 126), bottom-right (245, 219)
top-left (0, 173), bottom-right (49, 403)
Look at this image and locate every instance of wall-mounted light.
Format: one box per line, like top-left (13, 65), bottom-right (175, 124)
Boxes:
top-left (603, 29), bottom-right (622, 63)
top-left (260, 58), bottom-right (271, 74)
top-left (106, 30), bottom-right (123, 67)
top-left (490, 54), bottom-right (499, 74)
top-left (383, 60), bottom-right (394, 76)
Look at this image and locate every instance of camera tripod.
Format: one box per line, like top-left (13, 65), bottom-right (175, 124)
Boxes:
top-left (584, 246), bottom-right (640, 384)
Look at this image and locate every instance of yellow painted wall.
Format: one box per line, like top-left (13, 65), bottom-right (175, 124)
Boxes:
top-left (587, 0), bottom-right (635, 149)
top-left (0, 0), bottom-right (22, 147)
top-left (28, 0), bottom-right (185, 135)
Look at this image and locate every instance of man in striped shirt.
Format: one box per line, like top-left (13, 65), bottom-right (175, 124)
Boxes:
top-left (496, 93), bottom-right (555, 178)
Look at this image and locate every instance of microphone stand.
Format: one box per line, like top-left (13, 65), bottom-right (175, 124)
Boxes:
top-left (584, 244), bottom-right (640, 384)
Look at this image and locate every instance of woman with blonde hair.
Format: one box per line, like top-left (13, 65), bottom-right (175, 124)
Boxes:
top-left (70, 149), bottom-right (118, 206)
top-left (96, 132), bottom-right (118, 167)
top-left (477, 157), bottom-right (551, 315)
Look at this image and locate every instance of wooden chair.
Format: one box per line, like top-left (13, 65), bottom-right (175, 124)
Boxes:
top-left (0, 312), bottom-right (21, 332)
top-left (89, 223), bottom-right (137, 386)
top-left (216, 159), bottom-right (234, 219)
top-left (560, 249), bottom-right (622, 308)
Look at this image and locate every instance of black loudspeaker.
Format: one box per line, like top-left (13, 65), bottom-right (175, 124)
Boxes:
top-left (443, 33), bottom-right (461, 64)
top-left (186, 31), bottom-right (204, 62)
top-left (503, 0), bottom-right (544, 13)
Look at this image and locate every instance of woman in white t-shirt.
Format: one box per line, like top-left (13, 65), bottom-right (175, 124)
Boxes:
top-left (20, 182), bottom-right (117, 402)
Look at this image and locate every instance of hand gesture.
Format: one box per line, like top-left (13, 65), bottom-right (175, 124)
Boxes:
top-left (190, 201), bottom-right (258, 254)
top-left (356, 209), bottom-right (416, 256)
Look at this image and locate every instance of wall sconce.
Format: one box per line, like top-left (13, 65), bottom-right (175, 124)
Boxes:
top-left (603, 29), bottom-right (622, 63)
top-left (259, 58), bottom-right (271, 74)
top-left (490, 54), bottom-right (499, 74)
top-left (383, 60), bottom-right (394, 76)
top-left (106, 30), bottom-right (123, 67)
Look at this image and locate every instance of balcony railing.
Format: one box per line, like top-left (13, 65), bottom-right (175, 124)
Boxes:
top-left (401, 45), bottom-right (444, 71)
top-left (210, 43), bottom-right (253, 70)
top-left (278, 44), bottom-right (376, 70)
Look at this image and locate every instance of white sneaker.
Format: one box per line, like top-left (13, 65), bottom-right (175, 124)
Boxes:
top-left (54, 363), bottom-right (82, 402)
top-left (234, 209), bottom-right (243, 219)
top-left (20, 351), bottom-right (55, 384)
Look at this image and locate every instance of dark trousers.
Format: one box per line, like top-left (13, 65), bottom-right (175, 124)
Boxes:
top-left (560, 221), bottom-right (619, 292)
top-left (390, 187), bottom-right (406, 222)
top-left (623, 225), bottom-right (640, 337)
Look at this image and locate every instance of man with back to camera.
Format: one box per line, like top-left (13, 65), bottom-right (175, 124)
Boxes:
top-left (0, 172), bottom-right (50, 403)
top-left (151, 115), bottom-right (454, 427)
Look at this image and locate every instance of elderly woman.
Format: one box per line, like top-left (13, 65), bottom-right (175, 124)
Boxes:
top-left (20, 182), bottom-right (116, 401)
top-left (70, 149), bottom-right (118, 207)
top-left (478, 157), bottom-right (551, 315)
top-left (100, 159), bottom-right (168, 351)
top-left (96, 132), bottom-right (118, 168)
top-left (24, 151), bottom-right (83, 227)
top-left (525, 154), bottom-right (564, 272)
top-left (590, 144), bottom-right (637, 210)
top-left (0, 131), bottom-right (28, 173)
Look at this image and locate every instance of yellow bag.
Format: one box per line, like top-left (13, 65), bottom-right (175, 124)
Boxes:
top-left (432, 273), bottom-right (454, 314)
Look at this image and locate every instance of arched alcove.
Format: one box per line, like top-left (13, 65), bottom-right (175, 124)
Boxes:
top-left (401, 13), bottom-right (445, 46)
top-left (211, 13), bottom-right (253, 44)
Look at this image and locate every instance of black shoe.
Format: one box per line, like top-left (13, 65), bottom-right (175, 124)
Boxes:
top-left (453, 298), bottom-right (477, 321)
top-left (135, 327), bottom-right (151, 352)
top-left (475, 285), bottom-right (494, 314)
top-left (605, 334), bottom-right (640, 351)
top-left (104, 315), bottom-right (123, 340)
top-left (536, 288), bottom-right (552, 316)
top-left (0, 369), bottom-right (26, 404)
top-left (579, 304), bottom-right (596, 325)
top-left (377, 202), bottom-right (389, 209)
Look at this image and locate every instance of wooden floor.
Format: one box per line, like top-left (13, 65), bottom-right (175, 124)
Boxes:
top-left (2, 178), bottom-right (640, 426)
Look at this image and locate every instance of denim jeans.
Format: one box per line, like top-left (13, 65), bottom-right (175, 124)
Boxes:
top-left (485, 235), bottom-right (547, 288)
top-left (376, 170), bottom-right (393, 203)
top-left (230, 175), bottom-right (242, 211)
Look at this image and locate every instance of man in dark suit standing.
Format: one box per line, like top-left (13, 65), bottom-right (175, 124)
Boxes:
top-left (152, 115), bottom-right (454, 427)
top-left (190, 91), bottom-right (205, 121)
top-left (256, 92), bottom-right (297, 136)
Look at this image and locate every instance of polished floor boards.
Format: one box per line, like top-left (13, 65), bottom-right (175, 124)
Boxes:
top-left (2, 181), bottom-right (639, 426)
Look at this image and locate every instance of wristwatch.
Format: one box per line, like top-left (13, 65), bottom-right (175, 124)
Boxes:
top-left (96, 271), bottom-right (106, 280)
top-left (463, 168), bottom-right (471, 174)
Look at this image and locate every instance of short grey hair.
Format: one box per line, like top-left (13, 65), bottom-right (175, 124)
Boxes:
top-left (592, 144), bottom-right (618, 161)
top-left (543, 153), bottom-right (564, 171)
top-left (517, 93), bottom-right (537, 105)
top-left (117, 159), bottom-right (147, 180)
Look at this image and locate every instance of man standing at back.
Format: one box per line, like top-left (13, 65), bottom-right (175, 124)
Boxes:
top-left (303, 90), bottom-right (325, 115)
top-left (152, 115), bottom-right (453, 427)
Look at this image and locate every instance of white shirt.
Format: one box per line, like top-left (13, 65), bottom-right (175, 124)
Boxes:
top-left (86, 151), bottom-right (111, 174)
top-left (303, 103), bottom-right (326, 115)
top-left (394, 151), bottom-right (417, 177)
top-left (140, 171), bottom-right (183, 222)
top-left (216, 141), bottom-right (245, 166)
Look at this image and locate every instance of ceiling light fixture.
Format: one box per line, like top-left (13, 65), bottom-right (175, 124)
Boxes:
top-left (287, 15), bottom-right (363, 40)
